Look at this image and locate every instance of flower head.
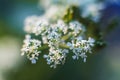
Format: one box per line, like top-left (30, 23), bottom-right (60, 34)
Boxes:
top-left (21, 35), bottom-right (41, 63)
top-left (44, 48), bottom-right (69, 68)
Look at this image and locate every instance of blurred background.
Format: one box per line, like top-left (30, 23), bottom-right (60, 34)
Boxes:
top-left (0, 0), bottom-right (120, 80)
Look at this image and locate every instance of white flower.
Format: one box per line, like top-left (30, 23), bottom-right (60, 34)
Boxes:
top-left (42, 35), bottom-right (48, 44)
top-left (70, 37), bottom-right (95, 62)
top-left (72, 48), bottom-right (82, 60)
top-left (80, 53), bottom-right (87, 62)
top-left (33, 18), bottom-right (49, 35)
top-left (31, 59), bottom-right (37, 64)
top-left (57, 20), bottom-right (68, 34)
top-left (44, 48), bottom-right (69, 68)
top-left (47, 30), bottom-right (60, 40)
top-left (88, 37), bottom-right (95, 46)
top-left (21, 35), bottom-right (41, 63)
top-left (67, 42), bottom-right (74, 50)
top-left (69, 21), bottom-right (86, 36)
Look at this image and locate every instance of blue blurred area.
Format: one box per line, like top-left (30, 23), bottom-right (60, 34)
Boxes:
top-left (102, 1), bottom-right (120, 43)
top-left (0, 0), bottom-right (120, 80)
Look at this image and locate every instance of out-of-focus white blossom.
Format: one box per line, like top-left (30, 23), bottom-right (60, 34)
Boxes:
top-left (44, 5), bottom-right (66, 21)
top-left (24, 16), bottom-right (49, 35)
top-left (81, 3), bottom-right (104, 21)
top-left (24, 16), bottom-right (39, 33)
top-left (40, 0), bottom-right (80, 9)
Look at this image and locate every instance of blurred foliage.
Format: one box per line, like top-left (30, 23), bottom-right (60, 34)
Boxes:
top-left (103, 18), bottom-right (119, 36)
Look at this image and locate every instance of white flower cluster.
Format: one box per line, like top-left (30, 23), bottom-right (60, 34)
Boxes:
top-left (67, 37), bottom-right (95, 62)
top-left (44, 48), bottom-right (69, 68)
top-left (22, 14), bottom-right (95, 68)
top-left (69, 21), bottom-right (86, 36)
top-left (21, 35), bottom-right (41, 64)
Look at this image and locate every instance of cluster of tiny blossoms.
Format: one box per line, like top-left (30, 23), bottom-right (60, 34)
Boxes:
top-left (21, 15), bottom-right (95, 68)
top-left (21, 35), bottom-right (41, 64)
